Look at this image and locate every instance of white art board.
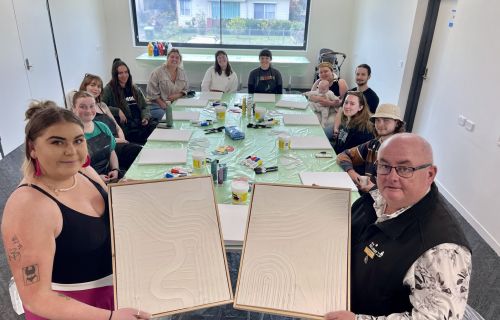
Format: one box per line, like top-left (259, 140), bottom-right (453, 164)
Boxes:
top-left (275, 100), bottom-right (308, 110)
top-left (199, 92), bottom-right (223, 100)
top-left (253, 93), bottom-right (276, 103)
top-left (290, 136), bottom-right (332, 150)
top-left (217, 204), bottom-right (248, 247)
top-left (108, 177), bottom-right (233, 317)
top-left (174, 98), bottom-right (209, 107)
top-left (234, 184), bottom-right (351, 318)
top-left (283, 114), bottom-right (320, 126)
top-left (170, 111), bottom-right (200, 121)
top-left (300, 172), bottom-right (358, 192)
top-left (137, 148), bottom-right (187, 165)
top-left (148, 129), bottom-right (193, 142)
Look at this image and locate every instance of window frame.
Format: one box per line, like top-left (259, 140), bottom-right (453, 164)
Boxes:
top-left (130, 0), bottom-right (311, 50)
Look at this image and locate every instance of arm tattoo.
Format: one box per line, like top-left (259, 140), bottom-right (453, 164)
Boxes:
top-left (22, 264), bottom-right (40, 285)
top-left (8, 235), bottom-right (23, 262)
top-left (57, 293), bottom-right (71, 301)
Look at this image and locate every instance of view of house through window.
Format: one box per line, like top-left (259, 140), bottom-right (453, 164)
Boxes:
top-left (132, 0), bottom-right (310, 49)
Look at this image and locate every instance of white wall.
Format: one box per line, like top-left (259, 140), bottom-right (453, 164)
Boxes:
top-left (102, 0), bottom-right (355, 89)
top-left (413, 0), bottom-right (500, 254)
top-left (348, 0), bottom-right (419, 109)
top-left (49, 0), bottom-right (109, 99)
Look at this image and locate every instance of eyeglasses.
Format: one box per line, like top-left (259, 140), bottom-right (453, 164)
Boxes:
top-left (375, 161), bottom-right (432, 178)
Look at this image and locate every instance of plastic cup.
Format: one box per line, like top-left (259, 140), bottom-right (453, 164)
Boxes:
top-left (215, 106), bottom-right (226, 121)
top-left (278, 134), bottom-right (291, 150)
top-left (255, 107), bottom-right (266, 120)
top-left (231, 180), bottom-right (249, 204)
top-left (192, 150), bottom-right (206, 169)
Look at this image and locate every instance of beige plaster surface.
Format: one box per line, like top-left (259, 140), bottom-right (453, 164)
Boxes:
top-left (236, 184), bottom-right (350, 317)
top-left (109, 177), bottom-right (232, 315)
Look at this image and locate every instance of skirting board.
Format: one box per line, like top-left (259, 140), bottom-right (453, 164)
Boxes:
top-left (435, 179), bottom-right (500, 256)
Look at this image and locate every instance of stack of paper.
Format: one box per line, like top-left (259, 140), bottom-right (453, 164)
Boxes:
top-left (147, 129), bottom-right (193, 142)
top-left (299, 172), bottom-right (358, 191)
top-left (137, 148), bottom-right (188, 165)
top-left (283, 114), bottom-right (320, 126)
top-left (290, 136), bottom-right (332, 150)
top-left (174, 98), bottom-right (208, 107)
top-left (253, 93), bottom-right (276, 103)
top-left (275, 99), bottom-right (308, 110)
top-left (171, 111), bottom-right (200, 121)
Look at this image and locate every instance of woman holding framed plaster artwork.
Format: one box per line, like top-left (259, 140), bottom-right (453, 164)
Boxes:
top-left (1, 101), bottom-right (150, 319)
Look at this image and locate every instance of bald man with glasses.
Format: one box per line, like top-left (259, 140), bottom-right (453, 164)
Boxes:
top-left (326, 133), bottom-right (472, 320)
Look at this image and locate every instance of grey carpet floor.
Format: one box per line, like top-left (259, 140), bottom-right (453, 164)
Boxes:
top-left (0, 145), bottom-right (498, 319)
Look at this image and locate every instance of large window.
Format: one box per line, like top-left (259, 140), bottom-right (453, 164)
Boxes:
top-left (131, 0), bottom-right (311, 50)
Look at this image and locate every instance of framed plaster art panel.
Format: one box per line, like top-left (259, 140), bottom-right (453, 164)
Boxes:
top-left (108, 176), bottom-right (233, 317)
top-left (234, 183), bottom-right (351, 319)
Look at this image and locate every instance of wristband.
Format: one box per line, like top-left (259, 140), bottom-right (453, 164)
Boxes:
top-left (110, 168), bottom-right (119, 172)
top-left (108, 310), bottom-right (113, 320)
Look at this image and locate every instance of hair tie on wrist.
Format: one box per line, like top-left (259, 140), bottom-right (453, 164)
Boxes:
top-left (108, 310), bottom-right (113, 320)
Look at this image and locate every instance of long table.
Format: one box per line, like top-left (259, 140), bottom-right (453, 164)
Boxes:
top-left (125, 93), bottom-right (348, 204)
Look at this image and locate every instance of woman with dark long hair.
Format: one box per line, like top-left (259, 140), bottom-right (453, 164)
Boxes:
top-left (102, 58), bottom-right (157, 145)
top-left (201, 50), bottom-right (238, 93)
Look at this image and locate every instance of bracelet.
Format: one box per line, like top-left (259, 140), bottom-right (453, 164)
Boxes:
top-left (108, 310), bottom-right (113, 320)
top-left (110, 168), bottom-right (119, 172)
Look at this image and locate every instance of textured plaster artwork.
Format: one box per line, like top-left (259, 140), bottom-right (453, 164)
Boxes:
top-left (109, 177), bottom-right (232, 315)
top-left (235, 184), bottom-right (350, 318)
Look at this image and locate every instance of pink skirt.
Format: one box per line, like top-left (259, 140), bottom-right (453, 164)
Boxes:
top-left (24, 285), bottom-right (114, 320)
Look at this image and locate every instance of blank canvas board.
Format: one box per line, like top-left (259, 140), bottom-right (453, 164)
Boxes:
top-left (290, 136), bottom-right (332, 150)
top-left (174, 98), bottom-right (209, 107)
top-left (109, 177), bottom-right (233, 317)
top-left (199, 92), bottom-right (223, 100)
top-left (300, 172), bottom-right (358, 192)
top-left (283, 114), bottom-right (320, 126)
top-left (234, 183), bottom-right (351, 318)
top-left (253, 93), bottom-right (276, 103)
top-left (148, 129), bottom-right (193, 142)
top-left (275, 100), bottom-right (308, 110)
top-left (172, 111), bottom-right (200, 121)
top-left (217, 204), bottom-right (248, 247)
top-left (137, 148), bottom-right (187, 165)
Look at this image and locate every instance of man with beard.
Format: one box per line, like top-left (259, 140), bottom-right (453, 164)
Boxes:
top-left (333, 64), bottom-right (379, 138)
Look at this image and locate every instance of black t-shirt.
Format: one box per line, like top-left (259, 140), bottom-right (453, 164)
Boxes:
top-left (123, 86), bottom-right (141, 120)
top-left (348, 87), bottom-right (379, 113)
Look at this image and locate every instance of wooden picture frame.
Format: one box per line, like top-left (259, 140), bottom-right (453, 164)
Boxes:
top-left (108, 176), bottom-right (233, 317)
top-left (234, 183), bottom-right (351, 319)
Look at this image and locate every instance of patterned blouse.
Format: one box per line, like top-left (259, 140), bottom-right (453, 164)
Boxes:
top-left (356, 190), bottom-right (472, 320)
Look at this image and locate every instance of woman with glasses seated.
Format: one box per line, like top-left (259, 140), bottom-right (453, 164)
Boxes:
top-left (201, 50), bottom-right (238, 93)
top-left (332, 90), bottom-right (374, 155)
top-left (102, 58), bottom-right (157, 145)
top-left (72, 91), bottom-right (120, 184)
top-left (337, 103), bottom-right (405, 192)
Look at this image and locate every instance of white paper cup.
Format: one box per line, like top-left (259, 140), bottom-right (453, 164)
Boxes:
top-left (215, 106), bottom-right (226, 121)
top-left (231, 180), bottom-right (249, 204)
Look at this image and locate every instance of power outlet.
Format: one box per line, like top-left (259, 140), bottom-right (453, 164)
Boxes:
top-left (465, 120), bottom-right (475, 132)
top-left (458, 115), bottom-right (466, 126)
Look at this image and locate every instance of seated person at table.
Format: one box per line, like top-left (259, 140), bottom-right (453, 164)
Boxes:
top-left (2, 101), bottom-right (151, 320)
top-left (332, 90), bottom-right (374, 154)
top-left (304, 79), bottom-right (340, 127)
top-left (337, 103), bottom-right (405, 192)
top-left (72, 91), bottom-right (120, 184)
top-left (78, 74), bottom-right (141, 171)
top-left (146, 48), bottom-right (189, 122)
top-left (247, 49), bottom-right (283, 94)
top-left (102, 58), bottom-right (156, 145)
top-left (326, 133), bottom-right (471, 320)
top-left (201, 50), bottom-right (238, 93)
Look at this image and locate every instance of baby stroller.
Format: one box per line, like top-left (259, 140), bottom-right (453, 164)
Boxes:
top-left (314, 48), bottom-right (347, 81)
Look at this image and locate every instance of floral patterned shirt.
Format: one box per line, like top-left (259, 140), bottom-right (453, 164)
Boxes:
top-left (355, 190), bottom-right (472, 320)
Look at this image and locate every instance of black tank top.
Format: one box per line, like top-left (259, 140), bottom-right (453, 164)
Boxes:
top-left (19, 172), bottom-right (112, 284)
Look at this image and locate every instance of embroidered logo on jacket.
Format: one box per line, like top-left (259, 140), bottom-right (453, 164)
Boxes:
top-left (363, 241), bottom-right (385, 264)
